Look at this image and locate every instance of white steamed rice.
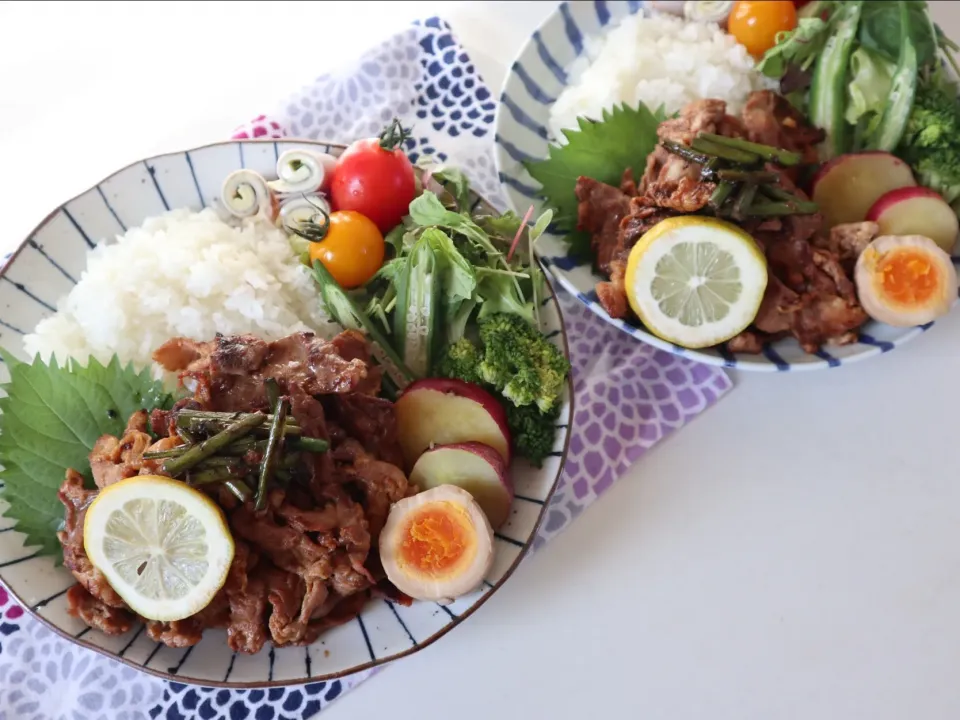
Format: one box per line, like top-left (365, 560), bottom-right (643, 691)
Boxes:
top-left (24, 208), bottom-right (336, 375)
top-left (548, 13), bottom-right (776, 141)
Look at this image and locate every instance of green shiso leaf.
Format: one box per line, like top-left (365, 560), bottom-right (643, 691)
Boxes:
top-left (0, 352), bottom-right (172, 558)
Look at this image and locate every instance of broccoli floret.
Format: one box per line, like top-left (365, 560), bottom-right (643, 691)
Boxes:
top-left (434, 338), bottom-right (482, 385)
top-left (901, 80), bottom-right (960, 150)
top-left (434, 316), bottom-right (569, 465)
top-left (912, 156), bottom-right (960, 206)
top-left (504, 401), bottom-right (561, 468)
top-left (476, 313), bottom-right (529, 385)
top-left (528, 335), bottom-right (572, 412)
top-left (477, 313), bottom-right (570, 414)
top-left (897, 76), bottom-right (960, 208)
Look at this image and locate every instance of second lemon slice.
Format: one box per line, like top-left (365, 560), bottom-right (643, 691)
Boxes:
top-left (83, 475), bottom-right (235, 622)
top-left (624, 216), bottom-right (768, 349)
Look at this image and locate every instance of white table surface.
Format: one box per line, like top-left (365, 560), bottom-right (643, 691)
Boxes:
top-left (4, 2), bottom-right (960, 719)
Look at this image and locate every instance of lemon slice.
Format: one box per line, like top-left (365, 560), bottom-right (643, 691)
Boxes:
top-left (624, 216), bottom-right (768, 349)
top-left (83, 475), bottom-right (235, 622)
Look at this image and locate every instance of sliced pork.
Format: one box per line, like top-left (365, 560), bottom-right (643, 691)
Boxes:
top-left (57, 330), bottom-right (414, 653)
top-left (575, 92), bottom-right (869, 354)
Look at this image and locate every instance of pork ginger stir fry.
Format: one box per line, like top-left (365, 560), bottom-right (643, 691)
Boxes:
top-left (575, 91), bottom-right (875, 354)
top-left (57, 330), bottom-right (418, 653)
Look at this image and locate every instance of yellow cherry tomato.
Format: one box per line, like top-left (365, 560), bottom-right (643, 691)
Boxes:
top-left (308, 210), bottom-right (385, 289)
top-left (728, 1), bottom-right (797, 59)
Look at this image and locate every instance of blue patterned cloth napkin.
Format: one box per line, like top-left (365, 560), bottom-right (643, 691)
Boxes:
top-left (0, 17), bottom-right (732, 720)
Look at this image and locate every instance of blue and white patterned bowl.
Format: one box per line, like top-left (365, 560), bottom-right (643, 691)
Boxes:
top-left (0, 139), bottom-right (573, 687)
top-left (493, 0), bottom-right (954, 372)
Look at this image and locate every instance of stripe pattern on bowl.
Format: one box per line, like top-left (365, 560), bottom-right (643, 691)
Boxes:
top-left (493, 0), bottom-right (955, 372)
top-left (0, 139), bottom-right (573, 687)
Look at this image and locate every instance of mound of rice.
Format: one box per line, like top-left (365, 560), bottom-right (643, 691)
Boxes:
top-left (24, 208), bottom-right (336, 375)
top-left (548, 13), bottom-right (775, 141)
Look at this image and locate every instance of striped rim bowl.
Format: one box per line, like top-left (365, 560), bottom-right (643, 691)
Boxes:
top-left (493, 0), bottom-right (959, 372)
top-left (0, 139), bottom-right (573, 687)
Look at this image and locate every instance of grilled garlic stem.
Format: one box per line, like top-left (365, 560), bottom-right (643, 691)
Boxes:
top-left (268, 149), bottom-right (337, 195)
top-left (221, 170), bottom-right (278, 220)
top-left (277, 193), bottom-right (332, 229)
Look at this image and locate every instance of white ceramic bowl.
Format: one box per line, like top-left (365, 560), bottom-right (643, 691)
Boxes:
top-left (0, 139), bottom-right (573, 687)
top-left (493, 0), bottom-right (956, 372)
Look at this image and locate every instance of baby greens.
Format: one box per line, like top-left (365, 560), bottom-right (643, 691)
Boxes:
top-left (758, 0), bottom-right (959, 159)
top-left (312, 173), bottom-right (552, 386)
top-left (310, 169), bottom-right (567, 465)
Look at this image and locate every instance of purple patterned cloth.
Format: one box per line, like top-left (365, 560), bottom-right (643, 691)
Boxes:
top-left (532, 292), bottom-right (729, 552)
top-left (0, 17), bottom-right (733, 720)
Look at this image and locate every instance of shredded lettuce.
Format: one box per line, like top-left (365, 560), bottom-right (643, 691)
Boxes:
top-left (845, 46), bottom-right (895, 126)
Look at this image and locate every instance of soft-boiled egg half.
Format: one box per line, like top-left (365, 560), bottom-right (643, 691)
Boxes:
top-left (380, 484), bottom-right (494, 604)
top-left (854, 234), bottom-right (958, 328)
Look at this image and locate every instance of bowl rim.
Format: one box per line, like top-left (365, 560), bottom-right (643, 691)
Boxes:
top-left (491, 0), bottom-right (942, 373)
top-left (0, 137), bottom-right (576, 688)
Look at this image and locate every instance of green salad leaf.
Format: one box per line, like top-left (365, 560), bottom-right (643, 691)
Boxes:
top-left (422, 228), bottom-right (477, 307)
top-left (370, 256), bottom-right (406, 285)
top-left (858, 0), bottom-right (936, 67)
top-left (845, 46), bottom-right (895, 127)
top-left (756, 12), bottom-right (836, 79)
top-left (408, 192), bottom-right (502, 261)
top-left (476, 210), bottom-right (524, 241)
top-left (421, 228), bottom-right (479, 344)
top-left (475, 268), bottom-right (534, 325)
top-left (0, 352), bottom-right (173, 557)
top-left (429, 166), bottom-right (472, 211)
top-left (383, 224), bottom-right (408, 255)
top-left (528, 208), bottom-right (553, 328)
top-left (522, 101), bottom-right (666, 256)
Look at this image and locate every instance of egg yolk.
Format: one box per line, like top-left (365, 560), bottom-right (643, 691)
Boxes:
top-left (877, 249), bottom-right (940, 307)
top-left (399, 502), bottom-right (476, 578)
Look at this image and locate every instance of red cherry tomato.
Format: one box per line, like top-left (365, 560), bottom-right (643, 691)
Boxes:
top-left (729, 1), bottom-right (798, 58)
top-left (330, 120), bottom-right (417, 233)
top-left (308, 211), bottom-right (385, 289)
